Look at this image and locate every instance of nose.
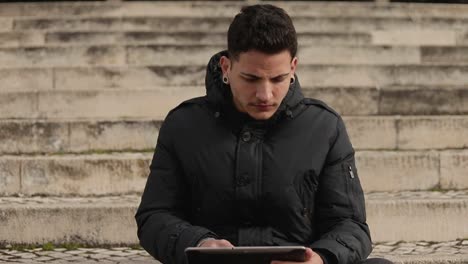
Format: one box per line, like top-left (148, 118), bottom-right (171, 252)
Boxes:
top-left (255, 82), bottom-right (273, 102)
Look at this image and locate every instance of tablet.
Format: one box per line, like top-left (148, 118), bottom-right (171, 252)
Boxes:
top-left (185, 246), bottom-right (307, 264)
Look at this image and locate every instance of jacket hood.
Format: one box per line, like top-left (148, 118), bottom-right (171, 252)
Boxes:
top-left (204, 50), bottom-right (304, 123)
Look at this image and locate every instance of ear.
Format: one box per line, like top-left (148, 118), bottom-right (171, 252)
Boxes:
top-left (290, 57), bottom-right (298, 76)
top-left (219, 56), bottom-right (231, 75)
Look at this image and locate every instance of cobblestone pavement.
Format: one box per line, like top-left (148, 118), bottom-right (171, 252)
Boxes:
top-left (0, 240), bottom-right (467, 263)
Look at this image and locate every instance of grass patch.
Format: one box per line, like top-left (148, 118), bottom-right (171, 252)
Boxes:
top-left (1, 243), bottom-right (144, 251)
top-left (9, 244), bottom-right (36, 251)
top-left (129, 244), bottom-right (143, 250)
top-left (42, 242), bottom-right (55, 251)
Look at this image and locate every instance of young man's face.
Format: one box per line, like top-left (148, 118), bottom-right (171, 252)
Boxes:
top-left (220, 50), bottom-right (298, 120)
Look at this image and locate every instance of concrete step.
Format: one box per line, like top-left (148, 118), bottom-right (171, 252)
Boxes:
top-left (2, 44), bottom-right (468, 68)
top-left (3, 65), bottom-right (468, 92)
top-left (0, 191), bottom-right (467, 244)
top-left (0, 32), bottom-right (44, 48)
top-left (1, 150), bottom-right (467, 196)
top-left (0, 45), bottom-right (440, 68)
top-left (0, 116), bottom-right (466, 155)
top-left (0, 118), bottom-right (162, 155)
top-left (2, 30), bottom-right (465, 48)
top-left (0, 241), bottom-right (468, 264)
top-left (127, 45), bottom-right (428, 66)
top-left (1, 85), bottom-right (467, 119)
top-left (0, 45), bottom-right (126, 69)
top-left (3, 1), bottom-right (468, 19)
top-left (0, 88), bottom-right (205, 120)
top-left (0, 31), bottom-right (372, 48)
top-left (0, 153), bottom-right (151, 196)
top-left (6, 16), bottom-right (468, 35)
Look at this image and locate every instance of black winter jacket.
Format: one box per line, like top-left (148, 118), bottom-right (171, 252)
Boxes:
top-left (135, 51), bottom-right (372, 264)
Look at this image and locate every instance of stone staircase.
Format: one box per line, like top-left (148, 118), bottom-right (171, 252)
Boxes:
top-left (0, 1), bottom-right (467, 263)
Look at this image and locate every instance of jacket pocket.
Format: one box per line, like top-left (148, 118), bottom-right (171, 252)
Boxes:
top-left (342, 162), bottom-right (366, 222)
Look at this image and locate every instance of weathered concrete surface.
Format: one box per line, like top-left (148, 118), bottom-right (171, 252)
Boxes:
top-left (440, 150), bottom-right (468, 190)
top-left (460, 32), bottom-right (468, 45)
top-left (344, 116), bottom-right (397, 150)
top-left (303, 87), bottom-right (379, 115)
top-left (0, 69), bottom-right (52, 92)
top-left (36, 88), bottom-right (204, 120)
top-left (356, 151), bottom-right (440, 192)
top-left (297, 65), bottom-right (468, 88)
top-left (54, 66), bottom-right (205, 90)
top-left (372, 30), bottom-right (457, 46)
top-left (380, 86), bottom-right (468, 115)
top-left (0, 32), bottom-right (44, 48)
top-left (0, 91), bottom-right (38, 119)
top-left (0, 196), bottom-right (139, 245)
top-left (68, 120), bottom-right (160, 153)
top-left (292, 16), bottom-right (468, 33)
top-left (0, 119), bottom-right (160, 154)
top-left (298, 45), bottom-right (420, 65)
top-left (0, 150), bottom-right (466, 196)
top-left (366, 192), bottom-right (468, 242)
top-left (398, 116), bottom-right (468, 150)
top-left (127, 45), bottom-right (421, 66)
top-left (3, 1), bottom-right (468, 19)
top-left (0, 120), bottom-right (69, 154)
top-left (422, 47), bottom-right (468, 65)
top-left (0, 19), bottom-right (12, 32)
top-left (10, 87), bottom-right (423, 120)
top-left (15, 153), bottom-right (151, 196)
top-left (0, 192), bottom-right (467, 244)
top-left (0, 46), bottom-right (125, 69)
top-left (47, 32), bottom-right (226, 46)
top-left (299, 32), bottom-right (371, 46)
top-left (1, 116), bottom-right (467, 154)
top-left (11, 16), bottom-right (468, 34)
top-left (44, 32), bottom-right (371, 47)
top-left (0, 159), bottom-right (20, 195)
top-left (127, 45), bottom-right (223, 66)
top-left (4, 65), bottom-right (468, 92)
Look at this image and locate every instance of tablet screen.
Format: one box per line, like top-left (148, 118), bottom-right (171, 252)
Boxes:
top-left (185, 246), bottom-right (307, 264)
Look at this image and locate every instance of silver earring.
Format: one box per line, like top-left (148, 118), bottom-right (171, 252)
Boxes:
top-left (223, 76), bottom-right (229, 84)
top-left (290, 77), bottom-right (295, 85)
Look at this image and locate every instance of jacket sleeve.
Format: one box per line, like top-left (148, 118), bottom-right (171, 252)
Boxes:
top-left (135, 114), bottom-right (217, 264)
top-left (310, 116), bottom-right (372, 264)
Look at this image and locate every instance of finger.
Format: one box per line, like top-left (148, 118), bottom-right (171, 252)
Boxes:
top-left (304, 248), bottom-right (314, 261)
top-left (217, 239), bottom-right (234, 247)
top-left (198, 238), bottom-right (216, 247)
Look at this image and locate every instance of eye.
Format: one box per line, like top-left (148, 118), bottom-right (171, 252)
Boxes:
top-left (272, 77), bottom-right (286, 83)
top-left (243, 77), bottom-right (257, 83)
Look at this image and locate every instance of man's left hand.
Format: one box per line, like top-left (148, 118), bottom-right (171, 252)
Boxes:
top-left (271, 248), bottom-right (324, 264)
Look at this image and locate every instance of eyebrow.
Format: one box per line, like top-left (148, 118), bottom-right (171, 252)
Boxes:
top-left (240, 72), bottom-right (290, 79)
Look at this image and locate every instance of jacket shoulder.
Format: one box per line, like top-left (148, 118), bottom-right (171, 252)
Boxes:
top-left (166, 96), bottom-right (207, 117)
top-left (302, 98), bottom-right (340, 118)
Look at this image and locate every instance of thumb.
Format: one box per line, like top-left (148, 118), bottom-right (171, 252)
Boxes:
top-left (218, 239), bottom-right (234, 247)
top-left (304, 248), bottom-right (314, 261)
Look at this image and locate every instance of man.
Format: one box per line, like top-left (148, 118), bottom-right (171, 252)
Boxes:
top-left (136, 4), bottom-right (393, 264)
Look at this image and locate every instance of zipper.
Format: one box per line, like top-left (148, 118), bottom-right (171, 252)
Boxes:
top-left (348, 165), bottom-right (355, 179)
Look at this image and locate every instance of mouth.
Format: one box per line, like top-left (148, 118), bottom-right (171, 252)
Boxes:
top-left (251, 104), bottom-right (275, 111)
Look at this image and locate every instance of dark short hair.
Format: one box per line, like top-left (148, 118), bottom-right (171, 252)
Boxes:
top-left (227, 4), bottom-right (297, 61)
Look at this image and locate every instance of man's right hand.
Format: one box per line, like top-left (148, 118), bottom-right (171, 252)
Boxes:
top-left (198, 238), bottom-right (234, 247)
